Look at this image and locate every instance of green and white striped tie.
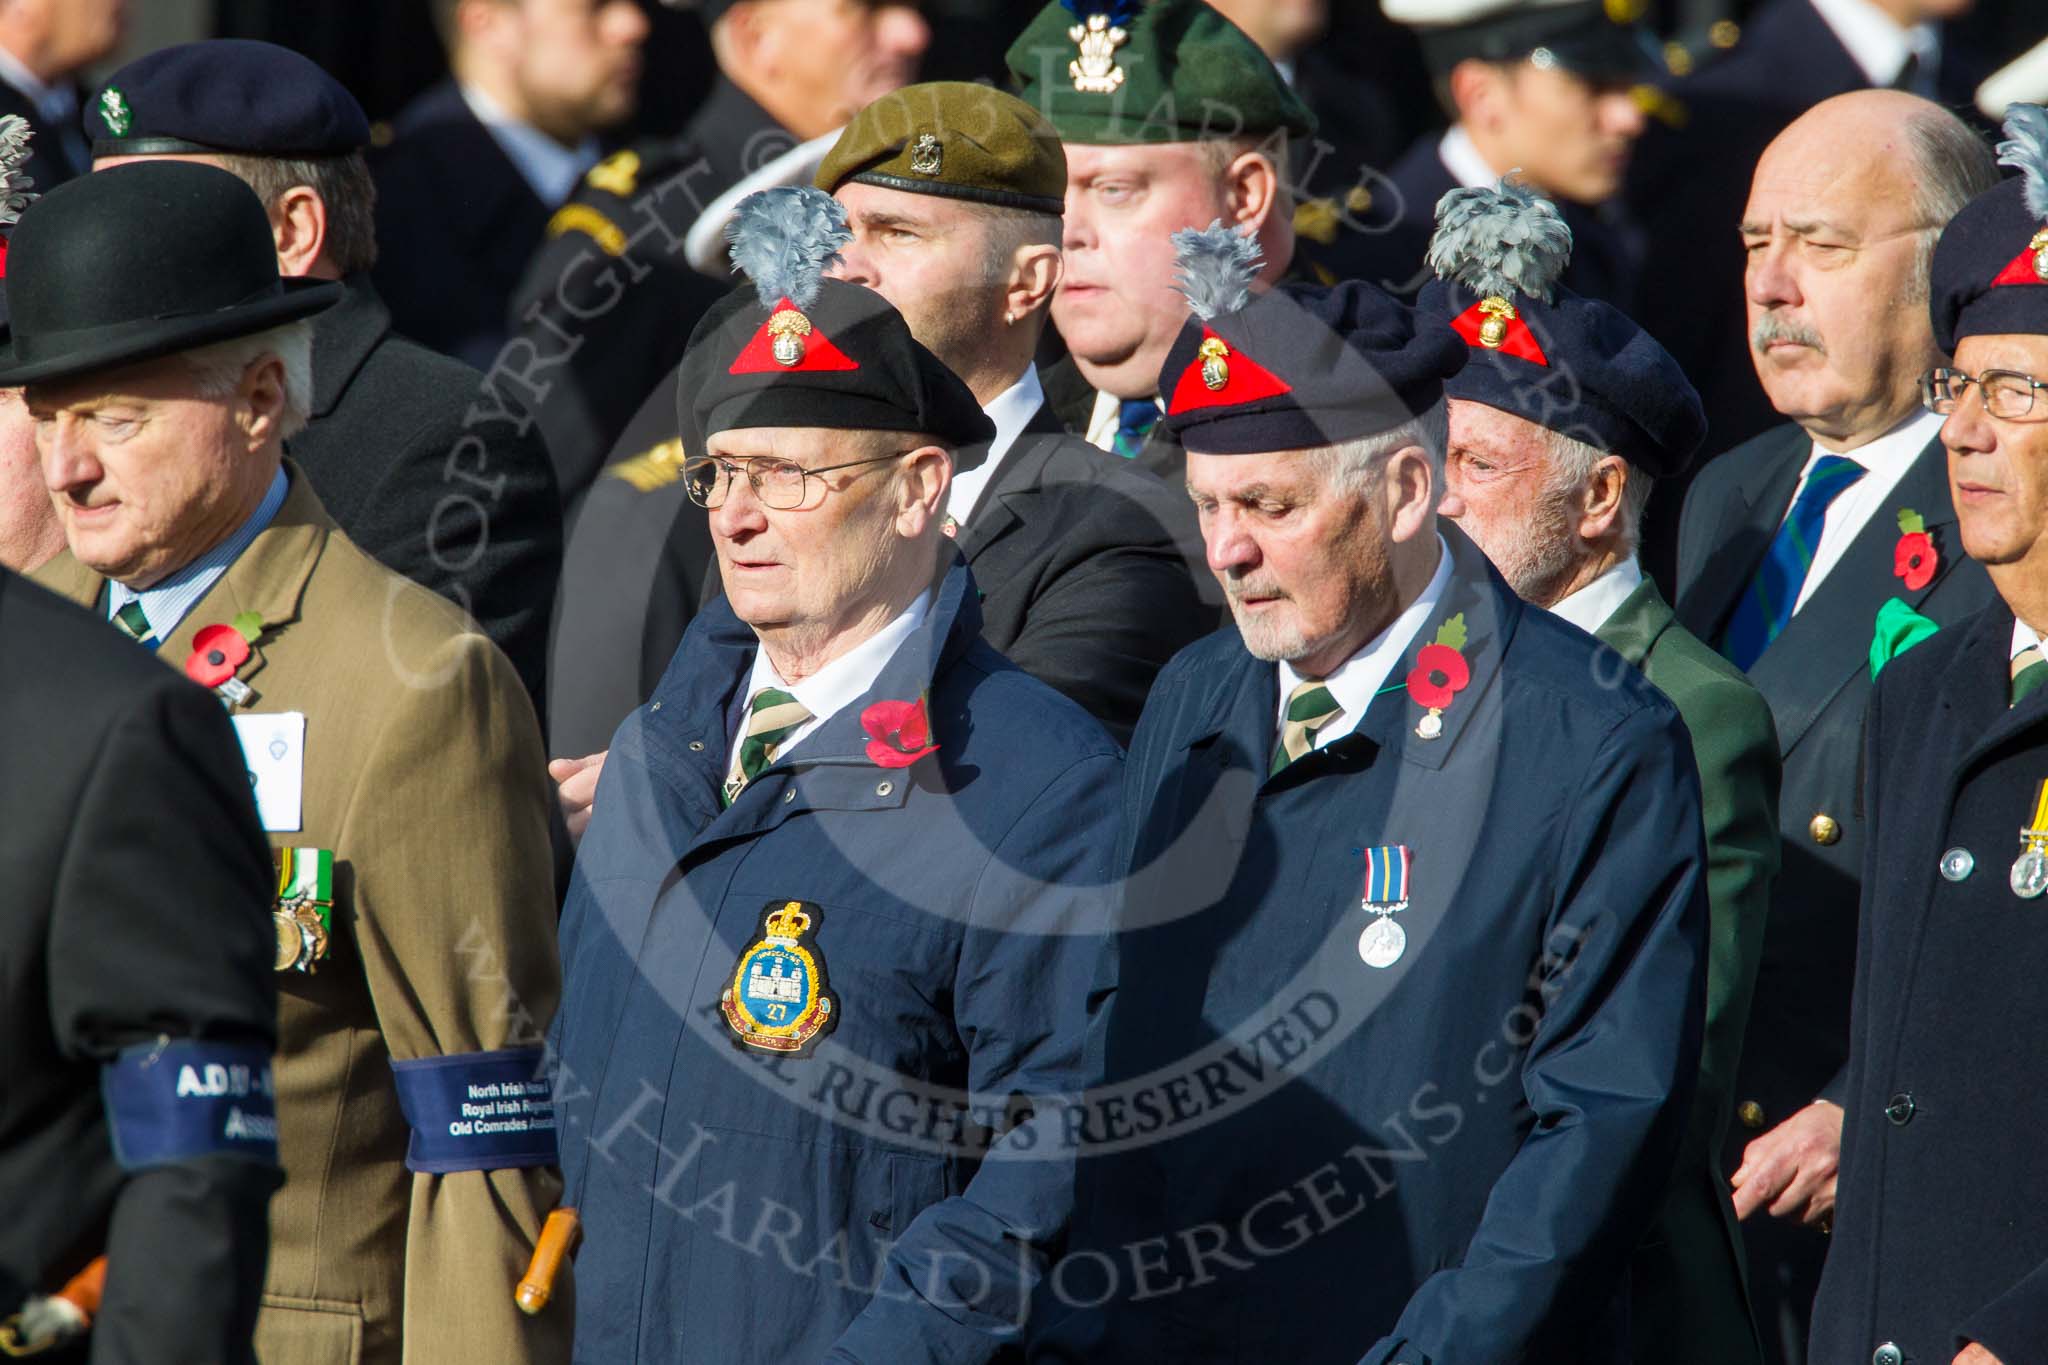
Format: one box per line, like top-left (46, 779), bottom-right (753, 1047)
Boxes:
top-left (723, 687), bottom-right (812, 805)
top-left (1271, 679), bottom-right (1343, 776)
top-left (2013, 643), bottom-right (2048, 708)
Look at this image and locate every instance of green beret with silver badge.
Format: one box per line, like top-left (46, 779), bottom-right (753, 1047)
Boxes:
top-left (1005, 0), bottom-right (1315, 148)
top-left (814, 81), bottom-right (1067, 215)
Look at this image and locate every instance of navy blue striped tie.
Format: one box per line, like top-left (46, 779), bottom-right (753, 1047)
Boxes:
top-left (1721, 454), bottom-right (1866, 671)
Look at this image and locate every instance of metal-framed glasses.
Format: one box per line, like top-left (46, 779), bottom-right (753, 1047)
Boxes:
top-left (1922, 367), bottom-right (2048, 422)
top-left (682, 452), bottom-right (905, 510)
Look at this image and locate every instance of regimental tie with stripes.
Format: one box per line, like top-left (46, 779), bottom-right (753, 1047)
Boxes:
top-left (110, 599), bottom-right (155, 648)
top-left (2013, 640), bottom-right (2048, 708)
top-left (723, 687), bottom-right (812, 806)
top-left (1271, 679), bottom-right (1343, 776)
top-left (1721, 453), bottom-right (1867, 671)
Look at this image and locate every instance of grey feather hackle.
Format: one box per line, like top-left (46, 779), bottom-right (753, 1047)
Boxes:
top-left (1172, 219), bottom-right (1263, 320)
top-left (1996, 103), bottom-right (2048, 223)
top-left (725, 185), bottom-right (851, 311)
top-left (1426, 177), bottom-right (1573, 303)
top-left (0, 115), bottom-right (34, 229)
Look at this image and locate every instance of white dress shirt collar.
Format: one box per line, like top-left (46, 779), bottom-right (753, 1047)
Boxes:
top-left (1437, 124), bottom-right (1499, 192)
top-left (1807, 0), bottom-right (1940, 88)
top-left (948, 366), bottom-right (1044, 527)
top-left (2012, 617), bottom-right (2042, 662)
top-left (1786, 407), bottom-right (1946, 614)
top-left (735, 590), bottom-right (933, 761)
top-left (1547, 556), bottom-right (1645, 637)
top-left (459, 82), bottom-right (600, 207)
top-left (1276, 534), bottom-right (1454, 750)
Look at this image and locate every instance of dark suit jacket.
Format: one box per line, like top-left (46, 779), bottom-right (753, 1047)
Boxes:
top-left (0, 76), bottom-right (85, 194)
top-left (509, 77), bottom-right (774, 507)
top-left (0, 570), bottom-right (278, 1364)
top-left (286, 274), bottom-right (561, 713)
top-left (1038, 353), bottom-right (1185, 485)
top-left (1044, 527), bottom-right (1706, 1363)
top-left (369, 79), bottom-right (552, 370)
top-left (1810, 603), bottom-right (2048, 1365)
top-left (1674, 421), bottom-right (1995, 1364)
top-left (548, 387), bottom-right (1213, 755)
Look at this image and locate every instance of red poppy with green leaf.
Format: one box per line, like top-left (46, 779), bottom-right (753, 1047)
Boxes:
top-left (1407, 614), bottom-right (1471, 737)
top-left (1894, 508), bottom-right (1938, 592)
top-left (185, 611), bottom-right (264, 688)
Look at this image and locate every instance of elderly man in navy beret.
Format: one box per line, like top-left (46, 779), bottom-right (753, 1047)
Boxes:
top-left (87, 39), bottom-right (562, 713)
top-left (1421, 179), bottom-right (1781, 1365)
top-left (1034, 230), bottom-right (1708, 1363)
top-left (549, 187), bottom-right (1119, 1362)
top-left (1808, 104), bottom-right (2048, 1365)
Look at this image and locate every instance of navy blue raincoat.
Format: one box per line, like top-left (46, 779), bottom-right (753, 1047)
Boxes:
top-left (1034, 529), bottom-right (1708, 1364)
top-left (552, 558), bottom-right (1121, 1363)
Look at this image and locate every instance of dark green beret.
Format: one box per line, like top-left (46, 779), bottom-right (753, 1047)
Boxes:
top-left (1005, 0), bottom-right (1315, 148)
top-left (814, 82), bottom-right (1066, 215)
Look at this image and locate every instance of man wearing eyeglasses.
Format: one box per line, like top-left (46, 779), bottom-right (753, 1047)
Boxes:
top-left (1669, 89), bottom-right (1999, 1365)
top-left (1807, 103), bottom-right (2048, 1365)
top-left (547, 187), bottom-right (1120, 1362)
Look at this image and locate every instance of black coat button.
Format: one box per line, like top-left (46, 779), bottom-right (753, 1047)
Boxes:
top-left (1884, 1093), bottom-right (1915, 1126)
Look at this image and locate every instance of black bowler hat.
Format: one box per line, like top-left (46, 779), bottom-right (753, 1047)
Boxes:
top-left (1156, 224), bottom-right (1468, 455)
top-left (88, 40), bottom-right (370, 160)
top-left (1418, 179), bottom-right (1706, 479)
top-left (0, 160), bottom-right (342, 388)
top-left (679, 187), bottom-right (993, 457)
top-left (1930, 104), bottom-right (2048, 354)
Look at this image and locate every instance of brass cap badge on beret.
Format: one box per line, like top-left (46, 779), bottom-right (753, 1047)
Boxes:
top-left (1426, 177), bottom-right (1571, 366)
top-left (1068, 6), bottom-right (1135, 94)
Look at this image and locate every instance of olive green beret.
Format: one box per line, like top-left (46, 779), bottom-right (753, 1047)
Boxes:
top-left (814, 81), bottom-right (1066, 215)
top-left (1005, 0), bottom-right (1315, 148)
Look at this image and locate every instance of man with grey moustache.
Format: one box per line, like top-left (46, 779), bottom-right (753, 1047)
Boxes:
top-left (1670, 88), bottom-right (1998, 1365)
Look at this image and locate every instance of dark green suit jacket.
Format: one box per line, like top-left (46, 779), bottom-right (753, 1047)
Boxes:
top-left (1598, 576), bottom-right (1779, 1365)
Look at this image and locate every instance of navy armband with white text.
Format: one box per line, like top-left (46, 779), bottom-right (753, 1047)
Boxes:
top-left (101, 1039), bottom-right (279, 1171)
top-left (390, 1046), bottom-right (558, 1174)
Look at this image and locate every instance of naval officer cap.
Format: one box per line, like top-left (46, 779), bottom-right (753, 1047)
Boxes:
top-left (680, 186), bottom-right (993, 459)
top-left (815, 82), bottom-right (1067, 216)
top-left (1155, 224), bottom-right (1468, 455)
top-left (1383, 0), bottom-right (1663, 85)
top-left (1006, 0), bottom-right (1315, 147)
top-left (1931, 105), bottom-right (2048, 353)
top-left (86, 40), bottom-right (371, 160)
top-left (1417, 179), bottom-right (1706, 480)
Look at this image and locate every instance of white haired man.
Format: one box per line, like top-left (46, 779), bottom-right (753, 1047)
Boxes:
top-left (17, 161), bottom-right (569, 1365)
top-left (1036, 231), bottom-right (1708, 1362)
top-left (1423, 180), bottom-right (1780, 1365)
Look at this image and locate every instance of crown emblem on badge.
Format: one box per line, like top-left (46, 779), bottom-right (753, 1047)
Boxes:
top-left (1198, 336), bottom-right (1231, 390)
top-left (2031, 228), bottom-right (2048, 282)
top-left (100, 88), bottom-right (131, 137)
top-left (764, 900), bottom-right (812, 942)
top-left (910, 132), bottom-right (942, 177)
